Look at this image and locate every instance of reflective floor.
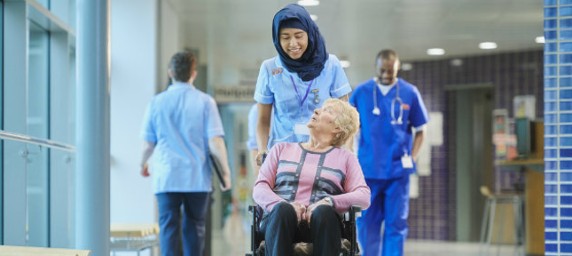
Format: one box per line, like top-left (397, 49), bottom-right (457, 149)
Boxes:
top-left (112, 225), bottom-right (520, 256)
top-left (211, 228), bottom-right (521, 256)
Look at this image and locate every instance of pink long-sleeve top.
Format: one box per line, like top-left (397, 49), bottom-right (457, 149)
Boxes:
top-left (253, 142), bottom-right (371, 214)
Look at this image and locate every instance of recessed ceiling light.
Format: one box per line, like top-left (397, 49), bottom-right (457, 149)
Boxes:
top-left (340, 60), bottom-right (351, 68)
top-left (479, 42), bottom-right (497, 50)
top-left (535, 36), bottom-right (545, 44)
top-left (450, 58), bottom-right (463, 67)
top-left (310, 14), bottom-right (318, 21)
top-left (401, 63), bottom-right (413, 71)
top-left (298, 0), bottom-right (319, 6)
top-left (427, 48), bottom-right (445, 56)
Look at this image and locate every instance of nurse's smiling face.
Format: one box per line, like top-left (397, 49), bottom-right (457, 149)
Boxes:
top-left (279, 28), bottom-right (308, 60)
top-left (376, 57), bottom-right (400, 85)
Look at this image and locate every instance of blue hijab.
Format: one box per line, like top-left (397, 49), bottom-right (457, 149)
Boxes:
top-left (272, 4), bottom-right (328, 81)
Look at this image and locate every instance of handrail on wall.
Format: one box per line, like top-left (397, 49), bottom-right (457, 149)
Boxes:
top-left (0, 130), bottom-right (75, 152)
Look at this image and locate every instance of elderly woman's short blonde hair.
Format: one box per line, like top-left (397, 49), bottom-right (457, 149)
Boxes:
top-left (324, 98), bottom-right (360, 147)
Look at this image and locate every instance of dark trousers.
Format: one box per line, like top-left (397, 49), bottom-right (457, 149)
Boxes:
top-left (261, 202), bottom-right (342, 256)
top-left (156, 192), bottom-right (210, 256)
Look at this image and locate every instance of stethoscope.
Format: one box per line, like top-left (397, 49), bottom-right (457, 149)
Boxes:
top-left (372, 78), bottom-right (403, 125)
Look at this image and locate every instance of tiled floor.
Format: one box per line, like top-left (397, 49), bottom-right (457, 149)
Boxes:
top-left (114, 231), bottom-right (521, 256)
top-left (403, 240), bottom-right (522, 256)
top-left (212, 228), bottom-right (523, 256)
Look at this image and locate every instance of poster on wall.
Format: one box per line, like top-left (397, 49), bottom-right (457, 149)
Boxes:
top-left (416, 112), bottom-right (443, 176)
top-left (492, 109), bottom-right (517, 160)
top-left (409, 174), bottom-right (419, 198)
top-left (513, 95), bottom-right (536, 119)
top-left (410, 112), bottom-right (443, 198)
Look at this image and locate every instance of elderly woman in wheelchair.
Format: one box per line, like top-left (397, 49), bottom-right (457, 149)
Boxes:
top-left (252, 98), bottom-right (371, 256)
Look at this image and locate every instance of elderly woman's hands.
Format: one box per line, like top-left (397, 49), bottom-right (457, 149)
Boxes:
top-left (304, 197), bottom-right (334, 224)
top-left (290, 202), bottom-right (307, 222)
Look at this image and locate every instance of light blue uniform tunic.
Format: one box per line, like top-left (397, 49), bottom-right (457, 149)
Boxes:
top-left (254, 54), bottom-right (351, 150)
top-left (141, 82), bottom-right (225, 193)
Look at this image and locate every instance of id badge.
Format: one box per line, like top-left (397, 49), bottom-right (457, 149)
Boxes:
top-left (401, 154), bottom-right (414, 168)
top-left (294, 123), bottom-right (310, 135)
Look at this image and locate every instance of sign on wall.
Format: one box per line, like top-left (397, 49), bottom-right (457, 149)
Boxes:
top-left (213, 86), bottom-right (255, 104)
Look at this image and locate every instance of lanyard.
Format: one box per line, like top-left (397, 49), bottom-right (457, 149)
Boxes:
top-left (290, 76), bottom-right (314, 107)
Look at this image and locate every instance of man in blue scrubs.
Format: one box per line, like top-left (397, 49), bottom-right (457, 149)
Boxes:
top-left (350, 49), bottom-right (428, 256)
top-left (140, 51), bottom-right (232, 256)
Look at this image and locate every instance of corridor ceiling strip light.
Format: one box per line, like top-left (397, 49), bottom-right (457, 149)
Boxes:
top-left (298, 0), bottom-right (319, 6)
top-left (401, 63), bottom-right (413, 71)
top-left (450, 58), bottom-right (463, 67)
top-left (479, 42), bottom-right (497, 49)
top-left (310, 14), bottom-right (318, 21)
top-left (427, 48), bottom-right (445, 56)
top-left (340, 60), bottom-right (351, 68)
top-left (535, 36), bottom-right (545, 44)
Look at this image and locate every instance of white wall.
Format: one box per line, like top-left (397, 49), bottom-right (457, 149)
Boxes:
top-left (109, 0), bottom-right (159, 224)
top-left (159, 0), bottom-right (180, 91)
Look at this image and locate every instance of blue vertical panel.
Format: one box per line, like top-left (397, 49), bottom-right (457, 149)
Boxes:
top-left (76, 0), bottom-right (110, 255)
top-left (545, 1), bottom-right (560, 254)
top-left (0, 0), bottom-right (3, 244)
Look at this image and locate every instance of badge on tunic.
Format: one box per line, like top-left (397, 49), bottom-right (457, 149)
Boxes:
top-left (272, 68), bottom-right (283, 75)
top-left (311, 89), bottom-right (320, 104)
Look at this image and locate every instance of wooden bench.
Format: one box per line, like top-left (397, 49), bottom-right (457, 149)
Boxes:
top-left (110, 223), bottom-right (159, 256)
top-left (0, 245), bottom-right (90, 256)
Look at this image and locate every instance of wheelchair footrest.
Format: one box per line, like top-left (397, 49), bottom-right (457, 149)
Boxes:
top-left (252, 239), bottom-right (353, 256)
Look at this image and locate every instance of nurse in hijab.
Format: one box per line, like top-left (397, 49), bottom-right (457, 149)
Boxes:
top-left (254, 3), bottom-right (352, 166)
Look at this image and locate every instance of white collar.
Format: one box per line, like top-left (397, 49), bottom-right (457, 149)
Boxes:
top-left (374, 77), bottom-right (398, 96)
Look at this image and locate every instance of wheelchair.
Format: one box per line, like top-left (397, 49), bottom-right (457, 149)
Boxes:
top-left (245, 204), bottom-right (362, 256)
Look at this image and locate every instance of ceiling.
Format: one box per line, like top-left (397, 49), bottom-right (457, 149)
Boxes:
top-left (167, 0), bottom-right (543, 80)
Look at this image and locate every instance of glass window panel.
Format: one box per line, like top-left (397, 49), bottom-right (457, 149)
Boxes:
top-left (48, 32), bottom-right (76, 247)
top-left (26, 21), bottom-right (49, 246)
top-left (49, 148), bottom-right (75, 247)
top-left (68, 45), bottom-right (76, 143)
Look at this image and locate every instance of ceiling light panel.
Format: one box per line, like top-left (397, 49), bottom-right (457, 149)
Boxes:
top-left (298, 0), bottom-right (319, 6)
top-left (479, 42), bottom-right (497, 49)
top-left (427, 48), bottom-right (445, 56)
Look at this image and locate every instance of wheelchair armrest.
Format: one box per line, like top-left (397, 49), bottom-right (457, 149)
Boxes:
top-left (248, 205), bottom-right (257, 213)
top-left (248, 205), bottom-right (265, 254)
top-left (344, 206), bottom-right (362, 221)
top-left (349, 205), bottom-right (362, 213)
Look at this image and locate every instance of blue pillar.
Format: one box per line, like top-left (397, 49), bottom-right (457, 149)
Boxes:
top-left (76, 0), bottom-right (110, 255)
top-left (544, 0), bottom-right (572, 255)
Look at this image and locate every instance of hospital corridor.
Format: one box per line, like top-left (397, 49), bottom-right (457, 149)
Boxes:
top-left (0, 0), bottom-right (563, 255)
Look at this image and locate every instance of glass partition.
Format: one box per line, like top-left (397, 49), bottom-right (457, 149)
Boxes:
top-left (3, 0), bottom-right (76, 247)
top-left (26, 21), bottom-right (50, 247)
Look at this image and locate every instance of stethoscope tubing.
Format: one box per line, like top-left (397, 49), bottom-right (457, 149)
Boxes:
top-left (372, 80), bottom-right (404, 125)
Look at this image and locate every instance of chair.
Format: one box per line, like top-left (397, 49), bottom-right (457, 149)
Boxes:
top-left (110, 223), bottom-right (159, 256)
top-left (479, 186), bottom-right (525, 256)
top-left (245, 205), bottom-right (361, 256)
